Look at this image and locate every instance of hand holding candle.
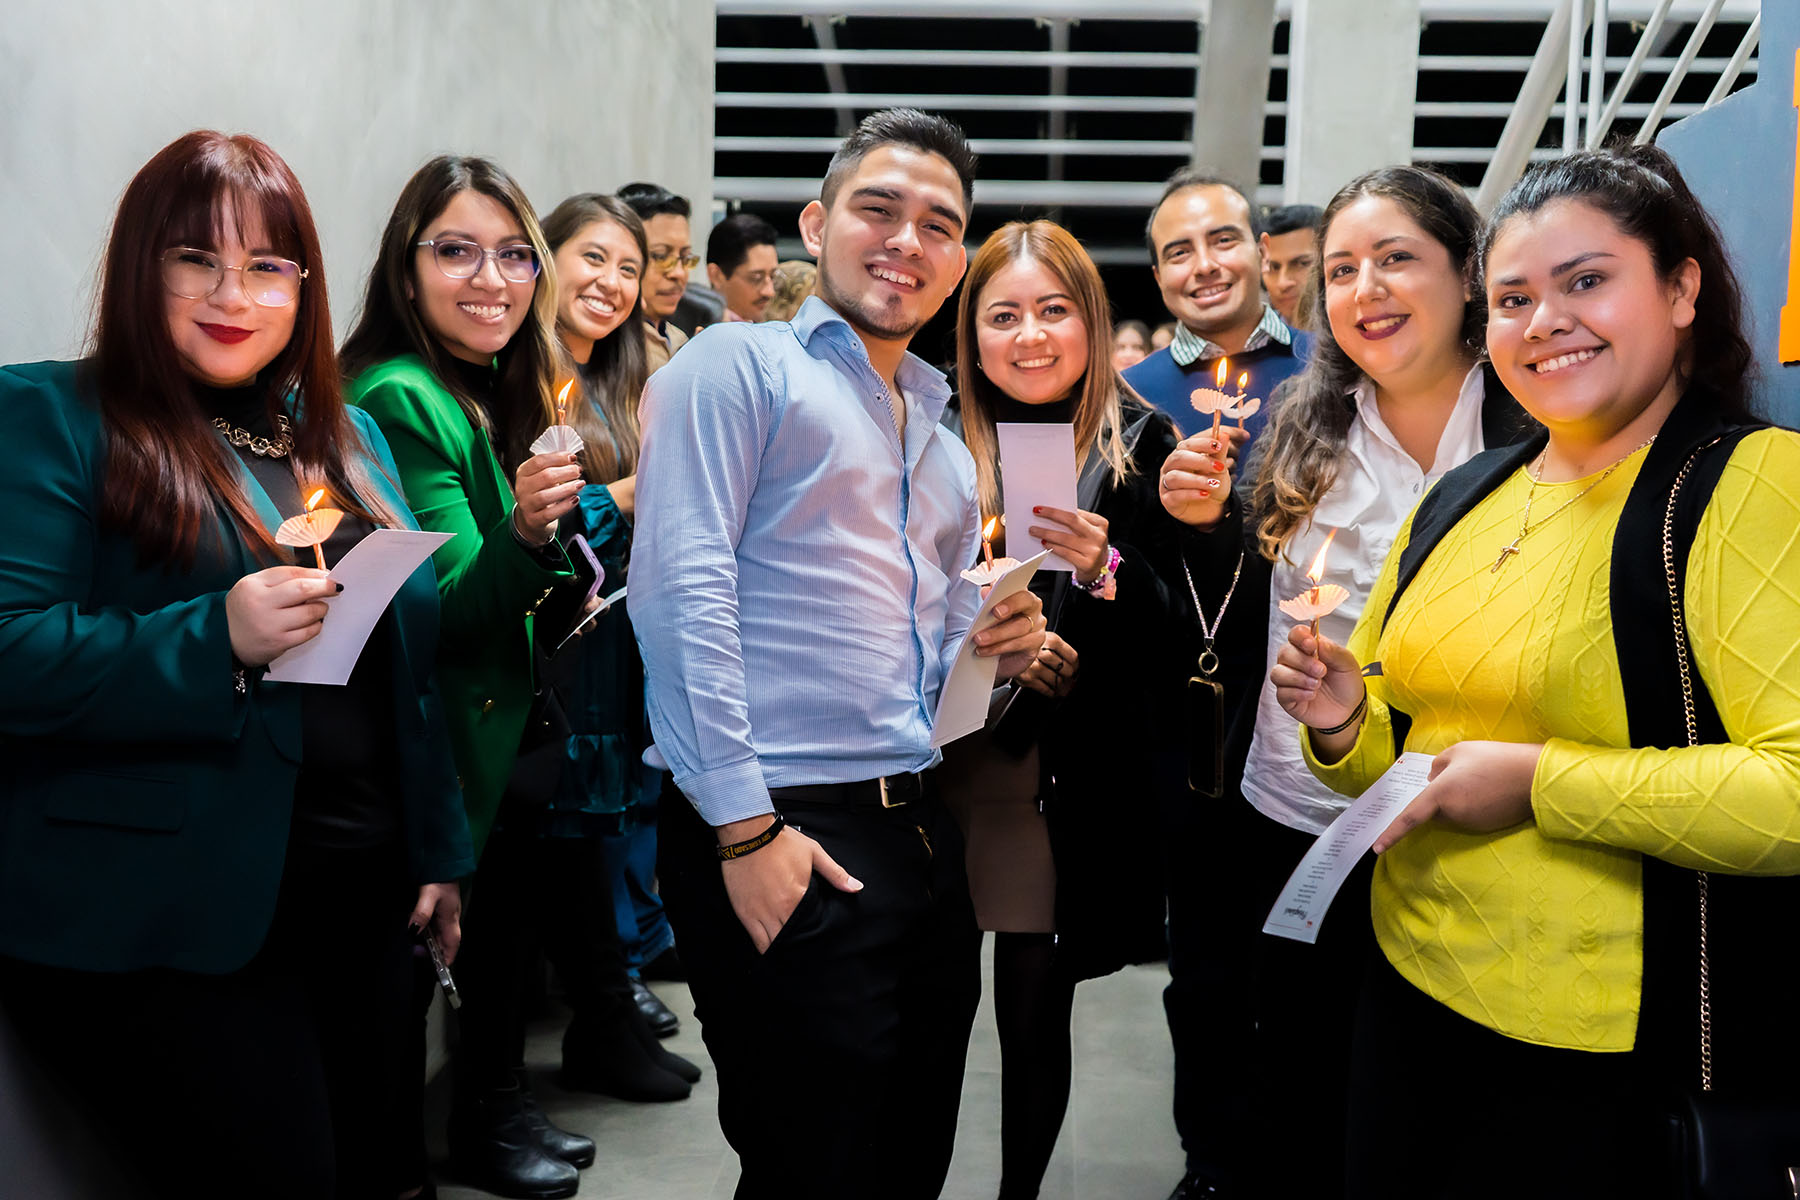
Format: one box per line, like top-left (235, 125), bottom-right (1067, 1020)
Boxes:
top-left (276, 487), bottom-right (345, 571)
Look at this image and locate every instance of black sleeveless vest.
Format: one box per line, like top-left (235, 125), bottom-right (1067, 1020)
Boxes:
top-left (1372, 389), bottom-right (1794, 1093)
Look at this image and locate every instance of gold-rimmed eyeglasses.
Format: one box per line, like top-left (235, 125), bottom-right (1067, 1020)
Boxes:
top-left (161, 247), bottom-right (308, 307)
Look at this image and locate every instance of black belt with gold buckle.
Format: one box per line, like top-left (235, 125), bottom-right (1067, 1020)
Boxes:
top-left (768, 772), bottom-right (930, 809)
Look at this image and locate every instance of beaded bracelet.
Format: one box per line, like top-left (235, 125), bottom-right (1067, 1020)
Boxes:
top-left (1314, 688), bottom-right (1368, 737)
top-left (1077, 545), bottom-right (1122, 600)
top-left (716, 814), bottom-right (787, 861)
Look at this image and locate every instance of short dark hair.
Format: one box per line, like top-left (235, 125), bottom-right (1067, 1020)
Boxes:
top-left (1144, 168), bottom-right (1259, 261)
top-left (1262, 204), bottom-right (1323, 238)
top-left (821, 108), bottom-right (977, 213)
top-left (616, 181), bottom-right (691, 222)
top-left (707, 212), bottom-right (781, 276)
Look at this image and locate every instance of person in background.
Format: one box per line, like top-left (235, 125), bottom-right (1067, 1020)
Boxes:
top-left (616, 182), bottom-right (697, 372)
top-left (764, 258), bottom-right (817, 323)
top-left (942, 220), bottom-right (1186, 1200)
top-left (1275, 144), bottom-right (1800, 1200)
top-left (1151, 321), bottom-right (1176, 351)
top-left (1112, 318), bottom-right (1151, 371)
top-left (1258, 203), bottom-right (1322, 328)
top-left (342, 155), bottom-right (592, 1200)
top-left (538, 191), bottom-right (700, 1088)
top-left (630, 108), bottom-right (1047, 1199)
top-left (1156, 165), bottom-right (1532, 1200)
top-left (0, 130), bottom-right (472, 1200)
top-left (1124, 170), bottom-right (1313, 446)
top-left (705, 212), bottom-right (780, 322)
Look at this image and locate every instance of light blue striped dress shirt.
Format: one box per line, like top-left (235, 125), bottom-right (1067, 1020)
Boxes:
top-left (629, 296), bottom-right (983, 827)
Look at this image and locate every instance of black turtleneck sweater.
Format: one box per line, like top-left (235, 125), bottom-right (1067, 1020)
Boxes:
top-left (201, 380), bottom-right (400, 852)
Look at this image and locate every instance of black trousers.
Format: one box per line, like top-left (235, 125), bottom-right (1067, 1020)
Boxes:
top-left (0, 841), bottom-right (415, 1200)
top-left (1164, 792), bottom-right (1373, 1198)
top-left (659, 779), bottom-right (983, 1200)
top-left (453, 826), bottom-right (635, 1090)
top-left (1346, 951), bottom-right (1656, 1200)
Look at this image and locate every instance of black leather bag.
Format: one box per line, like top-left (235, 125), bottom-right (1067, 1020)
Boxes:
top-left (1664, 1094), bottom-right (1800, 1200)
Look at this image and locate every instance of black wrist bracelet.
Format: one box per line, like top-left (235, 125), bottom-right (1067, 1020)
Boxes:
top-left (716, 814), bottom-right (786, 861)
top-left (1314, 688), bottom-right (1368, 737)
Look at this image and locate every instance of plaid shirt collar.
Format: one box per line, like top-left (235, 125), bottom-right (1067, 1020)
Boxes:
top-left (1169, 303), bottom-right (1293, 367)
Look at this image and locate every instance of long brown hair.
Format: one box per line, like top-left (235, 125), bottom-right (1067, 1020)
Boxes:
top-left (1252, 165), bottom-right (1484, 560)
top-left (541, 194), bottom-right (650, 485)
top-left (340, 156), bottom-right (561, 474)
top-left (88, 130), bottom-right (401, 566)
top-left (954, 221), bottom-right (1132, 519)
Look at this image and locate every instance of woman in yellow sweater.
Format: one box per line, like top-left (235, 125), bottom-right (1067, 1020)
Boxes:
top-left (1273, 146), bottom-right (1800, 1197)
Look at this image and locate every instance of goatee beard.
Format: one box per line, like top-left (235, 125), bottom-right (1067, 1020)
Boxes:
top-left (817, 272), bottom-right (922, 344)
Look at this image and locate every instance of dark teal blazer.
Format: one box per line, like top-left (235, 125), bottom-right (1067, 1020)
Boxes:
top-left (0, 360), bottom-right (475, 975)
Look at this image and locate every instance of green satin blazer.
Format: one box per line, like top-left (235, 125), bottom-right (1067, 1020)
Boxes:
top-left (0, 359), bottom-right (475, 975)
top-left (349, 354), bottom-right (568, 857)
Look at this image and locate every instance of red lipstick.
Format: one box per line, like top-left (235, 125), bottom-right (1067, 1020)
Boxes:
top-left (199, 323), bottom-right (254, 345)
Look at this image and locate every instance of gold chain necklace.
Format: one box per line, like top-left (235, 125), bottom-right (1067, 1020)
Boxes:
top-left (212, 412), bottom-right (293, 458)
top-left (1490, 435), bottom-right (1656, 574)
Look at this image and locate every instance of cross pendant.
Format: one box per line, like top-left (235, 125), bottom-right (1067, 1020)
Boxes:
top-left (1491, 539), bottom-right (1522, 574)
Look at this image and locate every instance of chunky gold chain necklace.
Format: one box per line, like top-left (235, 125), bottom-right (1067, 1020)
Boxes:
top-left (1490, 435), bottom-right (1656, 574)
top-left (212, 412), bottom-right (293, 458)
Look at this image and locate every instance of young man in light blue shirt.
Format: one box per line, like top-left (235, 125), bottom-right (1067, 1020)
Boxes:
top-left (630, 109), bottom-right (1046, 1198)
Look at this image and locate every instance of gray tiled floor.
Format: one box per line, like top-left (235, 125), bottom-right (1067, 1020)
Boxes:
top-left (432, 947), bottom-right (1184, 1199)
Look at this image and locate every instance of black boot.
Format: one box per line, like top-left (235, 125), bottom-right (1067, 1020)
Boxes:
top-left (448, 1083), bottom-right (580, 1199)
top-left (624, 996), bottom-right (702, 1084)
top-left (514, 1069), bottom-right (596, 1169)
top-left (630, 976), bottom-right (680, 1037)
top-left (561, 1011), bottom-right (692, 1102)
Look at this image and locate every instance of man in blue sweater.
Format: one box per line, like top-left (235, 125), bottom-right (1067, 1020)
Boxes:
top-left (1123, 169), bottom-right (1312, 447)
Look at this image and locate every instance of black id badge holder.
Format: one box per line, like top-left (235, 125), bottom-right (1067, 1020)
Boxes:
top-left (1186, 646), bottom-right (1225, 797)
top-left (1178, 550), bottom-right (1241, 799)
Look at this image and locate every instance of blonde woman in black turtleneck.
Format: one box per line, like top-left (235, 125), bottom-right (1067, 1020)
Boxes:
top-left (941, 220), bottom-right (1190, 1200)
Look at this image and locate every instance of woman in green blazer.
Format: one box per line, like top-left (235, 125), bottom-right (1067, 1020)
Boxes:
top-left (0, 133), bottom-right (473, 1200)
top-left (341, 156), bottom-right (595, 1200)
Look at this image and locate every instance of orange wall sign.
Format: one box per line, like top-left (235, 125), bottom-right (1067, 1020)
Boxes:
top-left (1783, 49), bottom-right (1800, 364)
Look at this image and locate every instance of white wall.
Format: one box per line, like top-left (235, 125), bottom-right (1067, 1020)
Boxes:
top-left (0, 0), bottom-right (715, 364)
top-left (1282, 0), bottom-right (1420, 205)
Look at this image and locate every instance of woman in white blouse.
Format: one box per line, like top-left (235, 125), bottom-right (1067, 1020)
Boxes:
top-left (1154, 166), bottom-right (1533, 1200)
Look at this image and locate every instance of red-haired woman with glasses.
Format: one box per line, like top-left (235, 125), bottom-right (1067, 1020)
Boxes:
top-left (0, 131), bottom-right (474, 1200)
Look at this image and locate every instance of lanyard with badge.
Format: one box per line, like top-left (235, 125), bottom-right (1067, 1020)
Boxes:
top-left (1179, 550), bottom-right (1242, 797)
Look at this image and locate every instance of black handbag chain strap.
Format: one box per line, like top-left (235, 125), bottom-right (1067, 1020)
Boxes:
top-left (1659, 437), bottom-right (1719, 1092)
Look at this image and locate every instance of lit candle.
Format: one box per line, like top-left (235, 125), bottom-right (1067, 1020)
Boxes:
top-left (1211, 358), bottom-right (1228, 438)
top-left (305, 489), bottom-right (328, 571)
top-left (275, 486), bottom-right (345, 571)
top-left (1276, 529), bottom-right (1347, 647)
top-left (530, 379), bottom-right (586, 456)
top-left (1236, 372), bottom-right (1250, 428)
top-left (961, 516), bottom-right (1020, 588)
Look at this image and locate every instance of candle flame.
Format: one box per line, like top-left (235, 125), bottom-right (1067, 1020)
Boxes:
top-left (1215, 358), bottom-right (1228, 388)
top-left (1306, 529), bottom-right (1337, 584)
top-left (555, 379), bottom-right (574, 422)
top-left (305, 488), bottom-right (326, 512)
top-left (1237, 371), bottom-right (1249, 393)
top-left (982, 516), bottom-right (999, 542)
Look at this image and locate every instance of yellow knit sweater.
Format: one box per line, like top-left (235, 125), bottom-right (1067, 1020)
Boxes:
top-left (1305, 429), bottom-right (1800, 1050)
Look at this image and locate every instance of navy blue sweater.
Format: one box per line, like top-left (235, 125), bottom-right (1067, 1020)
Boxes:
top-left (1122, 333), bottom-right (1315, 445)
